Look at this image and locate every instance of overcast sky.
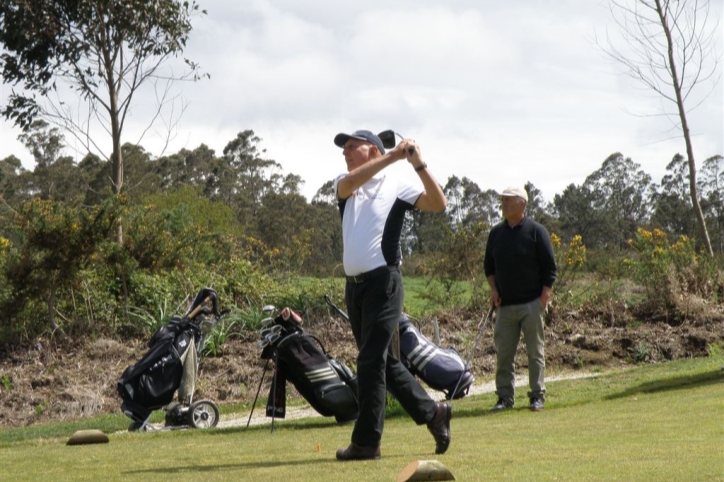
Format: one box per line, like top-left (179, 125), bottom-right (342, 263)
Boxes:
top-left (0, 0), bottom-right (722, 202)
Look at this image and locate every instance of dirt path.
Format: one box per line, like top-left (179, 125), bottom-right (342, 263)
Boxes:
top-left (218, 371), bottom-right (598, 429)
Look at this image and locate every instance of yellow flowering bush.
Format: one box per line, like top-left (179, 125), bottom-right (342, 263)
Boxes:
top-left (626, 227), bottom-right (715, 313)
top-left (551, 233), bottom-right (588, 311)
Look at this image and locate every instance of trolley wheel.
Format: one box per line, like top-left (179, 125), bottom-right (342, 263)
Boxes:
top-left (164, 402), bottom-right (186, 427)
top-left (187, 400), bottom-right (219, 429)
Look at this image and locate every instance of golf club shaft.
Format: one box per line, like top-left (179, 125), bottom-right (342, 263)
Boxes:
top-left (324, 294), bottom-right (349, 321)
top-left (448, 306), bottom-right (495, 400)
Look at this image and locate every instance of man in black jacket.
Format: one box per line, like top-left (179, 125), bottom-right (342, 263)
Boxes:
top-left (484, 186), bottom-right (557, 412)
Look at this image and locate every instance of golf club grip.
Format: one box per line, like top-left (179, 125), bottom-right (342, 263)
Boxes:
top-left (188, 296), bottom-right (212, 319)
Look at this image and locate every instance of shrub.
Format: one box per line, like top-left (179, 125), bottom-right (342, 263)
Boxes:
top-left (625, 227), bottom-right (723, 319)
top-left (550, 233), bottom-right (587, 312)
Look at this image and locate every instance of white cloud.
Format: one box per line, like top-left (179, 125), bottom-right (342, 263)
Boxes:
top-left (1, 0), bottom-right (721, 204)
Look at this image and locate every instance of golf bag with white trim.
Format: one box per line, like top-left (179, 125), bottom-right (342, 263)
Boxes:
top-left (398, 314), bottom-right (474, 399)
top-left (260, 307), bottom-right (359, 423)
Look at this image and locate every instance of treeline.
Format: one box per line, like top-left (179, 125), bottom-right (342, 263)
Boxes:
top-left (0, 121), bottom-right (722, 345)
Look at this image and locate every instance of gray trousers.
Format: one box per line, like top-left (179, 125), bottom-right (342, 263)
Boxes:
top-left (345, 268), bottom-right (436, 447)
top-left (493, 298), bottom-right (546, 403)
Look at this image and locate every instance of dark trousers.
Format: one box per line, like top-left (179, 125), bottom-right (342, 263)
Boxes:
top-left (345, 268), bottom-right (436, 447)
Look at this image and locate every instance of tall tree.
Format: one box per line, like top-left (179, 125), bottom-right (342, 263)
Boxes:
top-left (155, 144), bottom-right (217, 191)
top-left (698, 155), bottom-right (724, 253)
top-left (15, 120), bottom-right (85, 201)
top-left (312, 179), bottom-right (337, 207)
top-left (600, 0), bottom-right (720, 255)
top-left (17, 120), bottom-right (64, 169)
top-left (650, 154), bottom-right (698, 237)
top-left (0, 0), bottom-right (206, 240)
top-left (553, 183), bottom-right (606, 248)
top-left (211, 130), bottom-right (295, 231)
top-left (583, 152), bottom-right (653, 249)
top-left (0, 155), bottom-right (26, 204)
top-left (443, 176), bottom-right (499, 227)
top-left (524, 181), bottom-right (557, 231)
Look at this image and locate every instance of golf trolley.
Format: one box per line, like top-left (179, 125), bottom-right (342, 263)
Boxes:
top-left (118, 288), bottom-right (228, 432)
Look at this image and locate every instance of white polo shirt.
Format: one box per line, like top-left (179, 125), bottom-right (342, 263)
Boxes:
top-left (334, 171), bottom-right (424, 276)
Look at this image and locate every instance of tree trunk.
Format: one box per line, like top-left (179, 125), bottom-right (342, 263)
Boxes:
top-left (655, 0), bottom-right (714, 256)
top-left (47, 289), bottom-right (66, 340)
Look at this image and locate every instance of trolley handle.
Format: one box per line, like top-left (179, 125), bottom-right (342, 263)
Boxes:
top-left (187, 296), bottom-right (212, 319)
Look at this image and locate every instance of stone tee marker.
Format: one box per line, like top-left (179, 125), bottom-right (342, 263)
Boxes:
top-left (397, 459), bottom-right (455, 481)
top-left (67, 429), bottom-right (109, 446)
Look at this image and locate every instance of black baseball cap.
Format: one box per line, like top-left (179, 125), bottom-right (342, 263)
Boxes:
top-left (334, 130), bottom-right (385, 154)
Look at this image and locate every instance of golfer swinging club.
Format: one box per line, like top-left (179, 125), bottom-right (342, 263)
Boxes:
top-left (332, 130), bottom-right (450, 461)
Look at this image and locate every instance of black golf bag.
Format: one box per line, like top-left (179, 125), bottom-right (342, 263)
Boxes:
top-left (117, 288), bottom-right (224, 430)
top-left (398, 314), bottom-right (474, 399)
top-left (258, 307), bottom-right (359, 423)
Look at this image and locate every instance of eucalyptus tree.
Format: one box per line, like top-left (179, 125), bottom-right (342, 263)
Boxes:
top-left (16, 120), bottom-right (84, 201)
top-left (524, 181), bottom-right (557, 232)
top-left (0, 154), bottom-right (26, 204)
top-left (582, 152), bottom-right (654, 249)
top-left (0, 0), bottom-right (207, 241)
top-left (599, 0), bottom-right (721, 255)
top-left (208, 130), bottom-right (280, 224)
top-left (312, 179), bottom-right (337, 207)
top-left (443, 176), bottom-right (499, 227)
top-left (553, 183), bottom-right (606, 248)
top-left (698, 155), bottom-right (724, 253)
top-left (154, 144), bottom-right (218, 191)
top-left (650, 154), bottom-right (698, 237)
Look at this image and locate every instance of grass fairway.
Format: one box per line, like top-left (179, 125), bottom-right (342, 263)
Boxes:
top-left (1, 357), bottom-right (722, 482)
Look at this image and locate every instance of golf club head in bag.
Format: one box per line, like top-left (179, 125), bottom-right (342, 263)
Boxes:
top-left (377, 129), bottom-right (415, 155)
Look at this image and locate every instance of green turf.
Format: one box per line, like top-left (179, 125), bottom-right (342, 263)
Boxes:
top-left (1, 357), bottom-right (722, 481)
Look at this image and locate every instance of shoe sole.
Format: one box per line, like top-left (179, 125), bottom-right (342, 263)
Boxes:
top-left (490, 405), bottom-right (513, 412)
top-left (336, 455), bottom-right (381, 461)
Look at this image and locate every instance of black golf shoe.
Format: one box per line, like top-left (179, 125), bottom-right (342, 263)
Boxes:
top-left (529, 397), bottom-right (545, 411)
top-left (427, 402), bottom-right (452, 454)
top-left (490, 398), bottom-right (514, 411)
top-left (335, 443), bottom-right (381, 461)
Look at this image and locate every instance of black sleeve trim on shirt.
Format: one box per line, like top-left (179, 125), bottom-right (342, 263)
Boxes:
top-left (381, 198), bottom-right (415, 266)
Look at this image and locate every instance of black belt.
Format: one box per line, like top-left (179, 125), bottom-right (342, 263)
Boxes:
top-left (345, 265), bottom-right (398, 284)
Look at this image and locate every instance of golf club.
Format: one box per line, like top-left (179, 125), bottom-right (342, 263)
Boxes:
top-left (448, 306), bottom-right (496, 401)
top-left (378, 129), bottom-right (416, 156)
top-left (324, 294), bottom-right (349, 321)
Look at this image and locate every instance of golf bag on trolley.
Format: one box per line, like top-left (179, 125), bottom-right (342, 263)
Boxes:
top-left (256, 307), bottom-right (359, 424)
top-left (398, 314), bottom-right (474, 399)
top-left (117, 288), bottom-right (226, 431)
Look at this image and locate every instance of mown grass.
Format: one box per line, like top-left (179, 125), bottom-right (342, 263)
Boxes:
top-left (1, 356), bottom-right (722, 482)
